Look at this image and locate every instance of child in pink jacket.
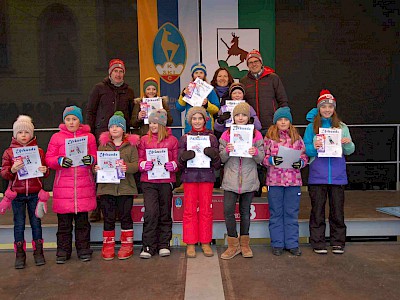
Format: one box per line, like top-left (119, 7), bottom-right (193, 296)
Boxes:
top-left (45, 105), bottom-right (97, 264)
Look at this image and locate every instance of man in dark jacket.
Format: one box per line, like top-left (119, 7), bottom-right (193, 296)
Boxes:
top-left (240, 50), bottom-right (289, 197)
top-left (86, 58), bottom-right (135, 221)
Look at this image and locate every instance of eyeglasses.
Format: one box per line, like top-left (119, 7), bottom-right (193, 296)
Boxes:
top-left (248, 60), bottom-right (261, 66)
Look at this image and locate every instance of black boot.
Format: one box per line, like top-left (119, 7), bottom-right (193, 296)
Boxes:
top-left (33, 239), bottom-right (46, 266)
top-left (14, 241), bottom-right (26, 269)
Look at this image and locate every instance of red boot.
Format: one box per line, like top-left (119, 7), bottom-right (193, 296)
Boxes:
top-left (118, 229), bottom-right (133, 260)
top-left (102, 230), bottom-right (115, 260)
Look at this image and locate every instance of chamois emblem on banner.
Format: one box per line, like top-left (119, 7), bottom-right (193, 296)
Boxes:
top-left (217, 28), bottom-right (259, 79)
top-left (153, 22), bottom-right (187, 84)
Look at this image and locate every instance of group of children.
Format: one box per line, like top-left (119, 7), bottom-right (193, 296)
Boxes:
top-left (0, 61), bottom-right (355, 269)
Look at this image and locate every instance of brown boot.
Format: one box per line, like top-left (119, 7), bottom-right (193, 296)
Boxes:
top-left (240, 235), bottom-right (253, 258)
top-left (221, 236), bottom-right (241, 260)
top-left (186, 244), bottom-right (196, 258)
top-left (201, 243), bottom-right (214, 257)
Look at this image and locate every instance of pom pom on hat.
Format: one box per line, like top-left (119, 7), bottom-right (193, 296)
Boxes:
top-left (108, 111), bottom-right (126, 132)
top-left (143, 77), bottom-right (159, 95)
top-left (13, 115), bottom-right (34, 138)
top-left (246, 49), bottom-right (263, 65)
top-left (190, 62), bottom-right (207, 77)
top-left (229, 82), bottom-right (246, 99)
top-left (108, 58), bottom-right (126, 75)
top-left (187, 106), bottom-right (208, 126)
top-left (148, 109), bottom-right (167, 127)
top-left (63, 105), bottom-right (83, 123)
top-left (273, 107), bottom-right (293, 124)
top-left (232, 102), bottom-right (251, 120)
top-left (317, 89), bottom-right (336, 108)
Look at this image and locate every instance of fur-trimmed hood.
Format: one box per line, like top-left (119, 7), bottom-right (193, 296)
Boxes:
top-left (99, 131), bottom-right (140, 147)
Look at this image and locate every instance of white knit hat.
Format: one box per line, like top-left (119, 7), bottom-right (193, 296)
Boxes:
top-left (13, 115), bottom-right (34, 138)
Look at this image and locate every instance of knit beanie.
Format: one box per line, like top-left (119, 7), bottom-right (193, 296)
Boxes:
top-left (246, 49), bottom-right (263, 65)
top-left (190, 62), bottom-right (207, 77)
top-left (317, 89), bottom-right (336, 108)
top-left (108, 111), bottom-right (126, 132)
top-left (108, 58), bottom-right (126, 75)
top-left (13, 115), bottom-right (34, 138)
top-left (187, 106), bottom-right (208, 126)
top-left (232, 102), bottom-right (251, 120)
top-left (143, 77), bottom-right (159, 95)
top-left (273, 107), bottom-right (293, 124)
top-left (148, 109), bottom-right (167, 127)
top-left (63, 105), bottom-right (83, 123)
top-left (229, 82), bottom-right (246, 99)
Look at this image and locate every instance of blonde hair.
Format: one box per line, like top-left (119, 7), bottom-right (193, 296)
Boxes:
top-left (313, 110), bottom-right (342, 134)
top-left (148, 124), bottom-right (169, 143)
top-left (266, 124), bottom-right (301, 144)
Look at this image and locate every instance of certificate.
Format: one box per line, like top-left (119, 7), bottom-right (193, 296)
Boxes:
top-left (141, 97), bottom-right (163, 124)
top-left (65, 136), bottom-right (87, 167)
top-left (12, 146), bottom-right (43, 180)
top-left (186, 135), bottom-right (211, 168)
top-left (183, 77), bottom-right (214, 107)
top-left (225, 100), bottom-right (244, 127)
top-left (230, 124), bottom-right (254, 158)
top-left (146, 148), bottom-right (170, 180)
top-left (276, 146), bottom-right (302, 169)
top-left (317, 128), bottom-right (342, 157)
top-left (96, 151), bottom-right (120, 183)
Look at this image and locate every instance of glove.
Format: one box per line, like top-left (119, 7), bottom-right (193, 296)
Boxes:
top-left (0, 188), bottom-right (17, 215)
top-left (180, 150), bottom-right (196, 162)
top-left (81, 155), bottom-right (94, 166)
top-left (140, 161), bottom-right (154, 172)
top-left (269, 156), bottom-right (283, 166)
top-left (35, 189), bottom-right (50, 218)
top-left (292, 160), bottom-right (302, 169)
top-left (164, 161), bottom-right (176, 172)
top-left (204, 147), bottom-right (219, 161)
top-left (58, 157), bottom-right (73, 168)
top-left (217, 111), bottom-right (231, 124)
top-left (248, 117), bottom-right (254, 124)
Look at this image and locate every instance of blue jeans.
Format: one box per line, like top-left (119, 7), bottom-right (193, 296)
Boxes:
top-left (12, 193), bottom-right (42, 242)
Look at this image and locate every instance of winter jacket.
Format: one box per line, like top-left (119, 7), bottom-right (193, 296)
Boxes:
top-left (131, 96), bottom-right (173, 136)
top-left (219, 129), bottom-right (265, 194)
top-left (178, 129), bottom-right (221, 183)
top-left (263, 130), bottom-right (308, 187)
top-left (45, 124), bottom-right (97, 214)
top-left (86, 77), bottom-right (135, 140)
top-left (176, 89), bottom-right (220, 133)
top-left (1, 137), bottom-right (49, 194)
top-left (138, 127), bottom-right (178, 183)
top-left (97, 132), bottom-right (140, 196)
top-left (303, 108), bottom-right (355, 185)
top-left (214, 103), bottom-right (262, 133)
top-left (240, 66), bottom-right (288, 132)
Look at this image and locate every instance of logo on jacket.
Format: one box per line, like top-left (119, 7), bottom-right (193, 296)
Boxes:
top-left (175, 197), bottom-right (182, 208)
top-left (153, 22), bottom-right (187, 84)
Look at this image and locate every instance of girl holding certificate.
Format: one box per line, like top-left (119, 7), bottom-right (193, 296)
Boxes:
top-left (263, 107), bottom-right (308, 257)
top-left (178, 106), bottom-right (221, 258)
top-left (303, 90), bottom-right (355, 255)
top-left (219, 102), bottom-right (265, 259)
top-left (95, 111), bottom-right (140, 260)
top-left (45, 106), bottom-right (97, 264)
top-left (137, 109), bottom-right (178, 259)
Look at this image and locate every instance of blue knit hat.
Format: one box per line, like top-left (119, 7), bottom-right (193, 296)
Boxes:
top-left (273, 107), bottom-right (292, 124)
top-left (108, 111), bottom-right (126, 132)
top-left (190, 62), bottom-right (207, 77)
top-left (63, 105), bottom-right (83, 123)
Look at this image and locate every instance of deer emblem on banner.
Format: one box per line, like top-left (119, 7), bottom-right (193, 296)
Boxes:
top-left (220, 32), bottom-right (249, 67)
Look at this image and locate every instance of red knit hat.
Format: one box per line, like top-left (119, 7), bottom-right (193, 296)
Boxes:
top-left (317, 89), bottom-right (336, 108)
top-left (108, 58), bottom-right (125, 75)
top-left (246, 49), bottom-right (263, 65)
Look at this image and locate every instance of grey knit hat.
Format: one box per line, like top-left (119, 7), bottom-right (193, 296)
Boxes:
top-left (187, 106), bottom-right (208, 126)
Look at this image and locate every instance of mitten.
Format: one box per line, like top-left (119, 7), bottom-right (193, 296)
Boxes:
top-left (204, 147), bottom-right (219, 161)
top-left (0, 188), bottom-right (17, 215)
top-left (35, 189), bottom-right (50, 218)
top-left (81, 155), bottom-right (94, 166)
top-left (140, 161), bottom-right (154, 172)
top-left (217, 111), bottom-right (231, 124)
top-left (292, 160), bottom-right (302, 169)
top-left (180, 150), bottom-right (196, 162)
top-left (269, 156), bottom-right (283, 166)
top-left (58, 157), bottom-right (73, 168)
top-left (164, 161), bottom-right (177, 172)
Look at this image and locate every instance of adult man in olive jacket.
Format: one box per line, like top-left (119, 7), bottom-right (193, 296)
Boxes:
top-left (85, 58), bottom-right (135, 221)
top-left (240, 50), bottom-right (289, 196)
